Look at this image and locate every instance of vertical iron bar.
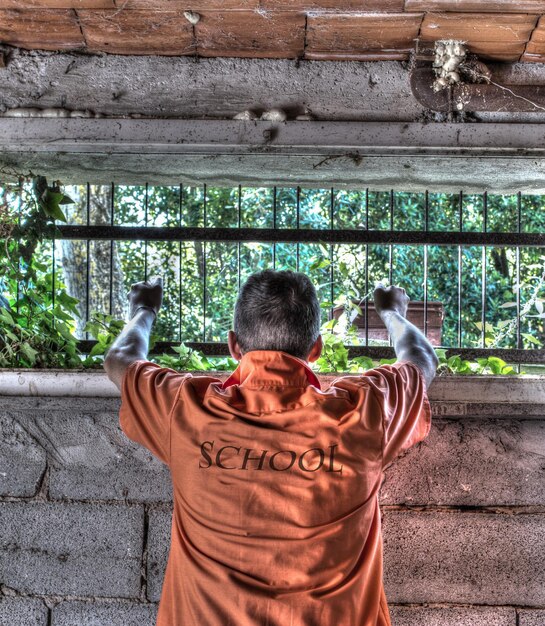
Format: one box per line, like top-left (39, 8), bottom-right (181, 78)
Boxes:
top-left (109, 182), bottom-right (114, 315)
top-left (15, 189), bottom-right (21, 315)
top-left (203, 184), bottom-right (207, 342)
top-left (144, 183), bottom-right (149, 281)
top-left (86, 183), bottom-right (91, 340)
top-left (329, 188), bottom-right (334, 317)
top-left (273, 186), bottom-right (277, 269)
top-left (296, 186), bottom-right (301, 271)
top-left (388, 190), bottom-right (394, 349)
top-left (178, 184), bottom-right (183, 343)
top-left (458, 245), bottom-right (463, 347)
top-left (51, 215), bottom-right (56, 328)
top-left (516, 191), bottom-right (522, 352)
top-left (388, 189), bottom-right (393, 285)
top-left (424, 190), bottom-right (429, 339)
top-left (458, 190), bottom-right (463, 347)
top-left (237, 185), bottom-right (242, 291)
top-left (481, 191), bottom-right (488, 349)
top-left (365, 188), bottom-right (369, 347)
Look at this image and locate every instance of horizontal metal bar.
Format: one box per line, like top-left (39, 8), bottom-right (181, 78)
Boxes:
top-left (77, 341), bottom-right (545, 364)
top-left (57, 225), bottom-right (545, 247)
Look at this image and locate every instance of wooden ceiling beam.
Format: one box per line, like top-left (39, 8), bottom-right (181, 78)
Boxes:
top-left (196, 11), bottom-right (306, 59)
top-left (0, 6), bottom-right (542, 62)
top-left (406, 0), bottom-right (545, 13)
top-left (0, 8), bottom-right (84, 50)
top-left (419, 12), bottom-right (538, 62)
top-left (0, 0), bottom-right (113, 7)
top-left (77, 9), bottom-right (195, 55)
top-left (306, 12), bottom-right (423, 61)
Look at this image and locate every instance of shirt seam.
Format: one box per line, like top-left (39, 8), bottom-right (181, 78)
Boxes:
top-left (366, 378), bottom-right (387, 469)
top-left (167, 374), bottom-right (189, 465)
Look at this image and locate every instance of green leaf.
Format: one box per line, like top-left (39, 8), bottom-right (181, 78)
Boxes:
top-left (379, 358), bottom-right (397, 365)
top-left (522, 333), bottom-right (542, 346)
top-left (0, 308), bottom-right (15, 325)
top-left (89, 343), bottom-right (106, 357)
top-left (42, 192), bottom-right (68, 222)
top-left (20, 342), bottom-right (38, 364)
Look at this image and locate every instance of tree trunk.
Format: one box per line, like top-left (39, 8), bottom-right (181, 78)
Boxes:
top-left (59, 185), bottom-right (126, 337)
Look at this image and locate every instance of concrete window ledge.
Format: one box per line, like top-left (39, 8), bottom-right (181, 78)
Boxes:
top-left (1, 368), bottom-right (545, 407)
top-left (0, 369), bottom-right (544, 626)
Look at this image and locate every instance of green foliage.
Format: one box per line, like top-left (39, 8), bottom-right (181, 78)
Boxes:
top-left (0, 176), bottom-right (82, 368)
top-left (82, 313), bottom-right (127, 363)
top-left (434, 348), bottom-right (519, 376)
top-left (155, 343), bottom-right (238, 372)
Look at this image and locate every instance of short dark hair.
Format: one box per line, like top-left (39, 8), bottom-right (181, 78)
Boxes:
top-left (233, 270), bottom-right (321, 360)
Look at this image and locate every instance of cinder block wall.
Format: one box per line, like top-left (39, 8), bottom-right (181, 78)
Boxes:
top-left (0, 373), bottom-right (544, 626)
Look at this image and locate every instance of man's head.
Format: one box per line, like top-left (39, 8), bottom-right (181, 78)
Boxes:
top-left (228, 269), bottom-right (322, 362)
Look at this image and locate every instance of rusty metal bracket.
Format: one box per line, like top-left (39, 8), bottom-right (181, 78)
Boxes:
top-left (410, 66), bottom-right (545, 113)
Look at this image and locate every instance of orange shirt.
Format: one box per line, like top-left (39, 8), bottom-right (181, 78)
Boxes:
top-left (120, 350), bottom-right (431, 626)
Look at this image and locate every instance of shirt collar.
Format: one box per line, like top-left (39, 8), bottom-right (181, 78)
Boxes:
top-left (221, 350), bottom-right (321, 390)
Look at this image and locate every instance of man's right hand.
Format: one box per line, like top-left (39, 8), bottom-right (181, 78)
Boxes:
top-left (373, 284), bottom-right (410, 318)
top-left (128, 276), bottom-right (163, 320)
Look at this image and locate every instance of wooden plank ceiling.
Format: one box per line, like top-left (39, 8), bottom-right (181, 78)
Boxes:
top-left (1, 0), bottom-right (545, 62)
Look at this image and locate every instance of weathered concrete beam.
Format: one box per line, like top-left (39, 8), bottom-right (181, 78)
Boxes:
top-left (0, 47), bottom-right (421, 121)
top-left (2, 46), bottom-right (545, 124)
top-left (2, 370), bottom-right (545, 403)
top-left (5, 118), bottom-right (545, 155)
top-left (3, 119), bottom-right (545, 191)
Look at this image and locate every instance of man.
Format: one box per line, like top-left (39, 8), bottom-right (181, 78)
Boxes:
top-left (104, 270), bottom-right (438, 626)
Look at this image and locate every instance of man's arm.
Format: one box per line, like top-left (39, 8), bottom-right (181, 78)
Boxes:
top-left (104, 276), bottom-right (163, 391)
top-left (374, 284), bottom-right (439, 389)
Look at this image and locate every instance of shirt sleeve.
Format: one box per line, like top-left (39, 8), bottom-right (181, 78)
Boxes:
top-left (361, 361), bottom-right (432, 469)
top-left (119, 359), bottom-right (190, 466)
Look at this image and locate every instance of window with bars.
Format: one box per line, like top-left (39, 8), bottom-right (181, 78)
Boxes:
top-left (3, 183), bottom-right (545, 367)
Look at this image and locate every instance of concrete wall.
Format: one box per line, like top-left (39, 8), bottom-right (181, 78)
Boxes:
top-left (0, 372), bottom-right (544, 625)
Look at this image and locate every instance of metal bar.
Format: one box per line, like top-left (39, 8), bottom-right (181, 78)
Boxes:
top-left (203, 184), bottom-right (207, 342)
top-left (482, 192), bottom-right (487, 349)
top-left (296, 186), bottom-right (300, 271)
top-left (272, 186), bottom-right (277, 269)
top-left (109, 182), bottom-right (114, 315)
top-left (51, 221), bottom-right (56, 326)
top-left (516, 192), bottom-right (522, 351)
top-left (237, 185), bottom-right (241, 292)
top-left (85, 183), bottom-right (91, 340)
top-left (55, 225), bottom-right (545, 247)
top-left (424, 190), bottom-right (429, 338)
top-left (458, 244), bottom-right (462, 347)
top-left (203, 183), bottom-right (207, 227)
top-left (388, 190), bottom-right (394, 349)
top-left (15, 188), bottom-right (21, 315)
top-left (388, 189), bottom-right (393, 285)
top-left (74, 340), bottom-right (545, 363)
top-left (144, 183), bottom-right (149, 281)
top-left (329, 187), bottom-right (334, 313)
top-left (458, 190), bottom-right (463, 347)
top-left (178, 184), bottom-right (183, 343)
top-left (364, 188), bottom-right (369, 347)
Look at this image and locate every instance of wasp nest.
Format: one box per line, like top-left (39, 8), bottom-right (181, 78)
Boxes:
top-left (432, 40), bottom-right (467, 92)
